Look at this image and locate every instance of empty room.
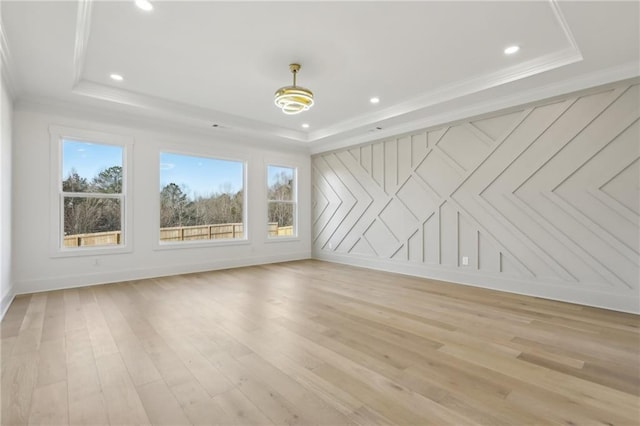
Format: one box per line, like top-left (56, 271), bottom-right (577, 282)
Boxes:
top-left (1, 1), bottom-right (639, 425)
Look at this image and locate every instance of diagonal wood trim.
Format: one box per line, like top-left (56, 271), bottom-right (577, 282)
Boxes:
top-left (312, 81), bottom-right (640, 312)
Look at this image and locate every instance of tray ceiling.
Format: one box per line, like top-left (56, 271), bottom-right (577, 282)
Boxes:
top-left (1, 1), bottom-right (638, 151)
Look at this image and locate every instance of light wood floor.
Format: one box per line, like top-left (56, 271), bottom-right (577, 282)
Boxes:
top-left (1, 260), bottom-right (639, 425)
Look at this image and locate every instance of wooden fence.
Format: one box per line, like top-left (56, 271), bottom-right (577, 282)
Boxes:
top-left (268, 223), bottom-right (293, 237)
top-left (63, 230), bottom-right (121, 247)
top-left (63, 222), bottom-right (293, 247)
top-left (160, 223), bottom-right (244, 242)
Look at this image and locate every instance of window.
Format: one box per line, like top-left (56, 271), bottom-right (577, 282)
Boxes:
top-left (267, 165), bottom-right (297, 238)
top-left (50, 126), bottom-right (132, 256)
top-left (159, 152), bottom-right (245, 244)
top-left (58, 139), bottom-right (125, 250)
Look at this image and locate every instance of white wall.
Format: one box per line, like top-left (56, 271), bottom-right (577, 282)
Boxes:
top-left (312, 80), bottom-right (640, 313)
top-left (0, 71), bottom-right (14, 318)
top-left (11, 102), bottom-right (311, 294)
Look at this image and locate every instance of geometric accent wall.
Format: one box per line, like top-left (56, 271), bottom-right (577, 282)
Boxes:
top-left (312, 82), bottom-right (640, 313)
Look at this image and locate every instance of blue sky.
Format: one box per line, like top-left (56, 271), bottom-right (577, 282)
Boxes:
top-left (268, 165), bottom-right (294, 187)
top-left (63, 141), bottom-right (280, 200)
top-left (160, 152), bottom-right (243, 199)
top-left (62, 140), bottom-right (122, 181)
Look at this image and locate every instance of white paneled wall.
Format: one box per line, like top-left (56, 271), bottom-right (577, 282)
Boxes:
top-left (0, 74), bottom-right (13, 318)
top-left (312, 82), bottom-right (640, 313)
top-left (11, 104), bottom-right (311, 295)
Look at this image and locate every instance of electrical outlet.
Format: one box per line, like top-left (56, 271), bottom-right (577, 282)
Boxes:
top-left (461, 256), bottom-right (469, 266)
top-left (94, 258), bottom-right (100, 266)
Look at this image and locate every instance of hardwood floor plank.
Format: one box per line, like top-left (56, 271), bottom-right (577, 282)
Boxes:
top-left (28, 380), bottom-right (68, 425)
top-left (62, 290), bottom-right (84, 335)
top-left (213, 388), bottom-right (275, 425)
top-left (66, 360), bottom-right (109, 426)
top-left (162, 334), bottom-right (235, 398)
top-left (35, 338), bottom-right (67, 387)
top-left (210, 350), bottom-right (311, 425)
top-left (12, 294), bottom-right (46, 356)
top-left (439, 341), bottom-right (638, 420)
top-left (1, 259), bottom-right (637, 425)
top-left (137, 379), bottom-right (191, 425)
top-left (94, 352), bottom-right (150, 425)
top-left (236, 351), bottom-right (350, 424)
top-left (348, 405), bottom-right (397, 426)
top-left (1, 351), bottom-right (39, 425)
top-left (168, 377), bottom-right (238, 425)
top-left (82, 302), bottom-right (119, 359)
top-left (143, 337), bottom-right (196, 388)
top-left (68, 393), bottom-right (109, 426)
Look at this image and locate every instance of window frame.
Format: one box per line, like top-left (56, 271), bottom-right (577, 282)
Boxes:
top-left (266, 163), bottom-right (298, 240)
top-left (49, 125), bottom-right (134, 257)
top-left (155, 149), bottom-right (249, 250)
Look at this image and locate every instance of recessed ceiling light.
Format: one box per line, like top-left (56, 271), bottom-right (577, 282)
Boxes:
top-left (135, 0), bottom-right (153, 11)
top-left (110, 73), bottom-right (124, 81)
top-left (302, 123), bottom-right (310, 129)
top-left (370, 97), bottom-right (380, 104)
top-left (504, 45), bottom-right (520, 55)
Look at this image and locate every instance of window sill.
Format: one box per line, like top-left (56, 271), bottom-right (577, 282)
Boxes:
top-left (265, 236), bottom-right (300, 243)
top-left (51, 245), bottom-right (132, 258)
top-left (153, 238), bottom-right (251, 251)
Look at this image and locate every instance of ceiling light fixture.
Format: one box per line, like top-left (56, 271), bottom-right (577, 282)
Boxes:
top-left (274, 64), bottom-right (314, 115)
top-left (370, 97), bottom-right (380, 104)
top-left (110, 73), bottom-right (124, 81)
top-left (504, 45), bottom-right (520, 55)
top-left (135, 0), bottom-right (153, 11)
top-left (302, 123), bottom-right (310, 129)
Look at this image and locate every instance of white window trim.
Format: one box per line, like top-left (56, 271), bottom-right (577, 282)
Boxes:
top-left (154, 149), bottom-right (249, 250)
top-left (49, 125), bottom-right (134, 257)
top-left (266, 163), bottom-right (298, 241)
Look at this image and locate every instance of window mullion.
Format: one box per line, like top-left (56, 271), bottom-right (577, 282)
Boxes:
top-left (62, 192), bottom-right (122, 199)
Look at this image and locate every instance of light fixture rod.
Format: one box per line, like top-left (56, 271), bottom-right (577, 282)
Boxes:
top-left (289, 63), bottom-right (300, 87)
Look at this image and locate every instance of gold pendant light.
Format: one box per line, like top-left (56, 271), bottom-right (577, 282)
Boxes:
top-left (274, 64), bottom-right (314, 115)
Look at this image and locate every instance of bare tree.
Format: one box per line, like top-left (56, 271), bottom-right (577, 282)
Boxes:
top-left (160, 183), bottom-right (190, 227)
top-left (268, 171), bottom-right (293, 227)
top-left (63, 167), bottom-right (122, 235)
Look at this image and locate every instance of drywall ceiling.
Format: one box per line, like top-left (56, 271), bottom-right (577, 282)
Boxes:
top-left (1, 1), bottom-right (638, 151)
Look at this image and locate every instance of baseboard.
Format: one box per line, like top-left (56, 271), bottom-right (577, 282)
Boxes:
top-left (15, 252), bottom-right (311, 295)
top-left (1, 289), bottom-right (15, 321)
top-left (313, 251), bottom-right (640, 314)
top-left (13, 250), bottom-right (638, 314)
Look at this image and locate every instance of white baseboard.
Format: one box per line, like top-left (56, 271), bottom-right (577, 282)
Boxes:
top-left (12, 250), bottom-right (638, 314)
top-left (313, 251), bottom-right (640, 314)
top-left (1, 289), bottom-right (15, 321)
top-left (15, 252), bottom-right (311, 296)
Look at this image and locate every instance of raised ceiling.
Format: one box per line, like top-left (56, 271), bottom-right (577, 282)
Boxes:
top-left (1, 1), bottom-right (639, 152)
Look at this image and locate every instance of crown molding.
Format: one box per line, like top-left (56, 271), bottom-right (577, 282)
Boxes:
top-left (66, 0), bottom-right (585, 149)
top-left (548, 0), bottom-right (581, 53)
top-left (68, 0), bottom-right (308, 145)
top-left (72, 79), bottom-right (308, 143)
top-left (308, 46), bottom-right (583, 144)
top-left (310, 63), bottom-right (640, 155)
top-left (307, 0), bottom-right (583, 144)
top-left (70, 40), bottom-right (581, 147)
top-left (0, 11), bottom-right (18, 98)
top-left (72, 0), bottom-right (93, 86)
top-left (15, 94), bottom-right (312, 153)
